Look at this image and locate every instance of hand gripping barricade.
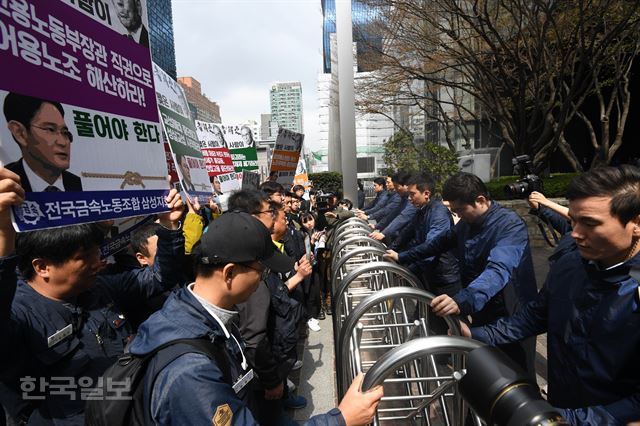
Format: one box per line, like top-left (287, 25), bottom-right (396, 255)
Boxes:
top-left (361, 337), bottom-right (569, 426)
top-left (328, 219), bottom-right (474, 425)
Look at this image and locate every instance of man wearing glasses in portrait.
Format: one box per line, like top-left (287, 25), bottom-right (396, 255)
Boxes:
top-left (3, 92), bottom-right (82, 192)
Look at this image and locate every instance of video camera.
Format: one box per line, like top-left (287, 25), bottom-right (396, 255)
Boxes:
top-left (316, 192), bottom-right (335, 214)
top-left (504, 155), bottom-right (543, 199)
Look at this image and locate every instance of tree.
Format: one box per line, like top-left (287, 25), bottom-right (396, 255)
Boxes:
top-left (383, 131), bottom-right (460, 191)
top-left (357, 0), bottom-right (640, 171)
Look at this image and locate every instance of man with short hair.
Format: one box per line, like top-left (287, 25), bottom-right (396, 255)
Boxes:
top-left (260, 180), bottom-right (285, 204)
top-left (0, 167), bottom-right (183, 424)
top-left (113, 0), bottom-right (149, 46)
top-left (387, 173), bottom-right (460, 298)
top-left (130, 222), bottom-right (163, 267)
top-left (128, 212), bottom-right (382, 425)
top-left (362, 177), bottom-right (389, 213)
top-left (460, 166), bottom-right (640, 424)
top-left (385, 172), bottom-right (538, 377)
top-left (3, 92), bottom-right (82, 192)
top-left (369, 172), bottom-right (417, 243)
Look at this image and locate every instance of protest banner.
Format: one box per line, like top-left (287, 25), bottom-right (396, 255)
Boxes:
top-left (154, 64), bottom-right (212, 201)
top-left (195, 120), bottom-right (239, 193)
top-left (241, 170), bottom-right (261, 191)
top-left (0, 0), bottom-right (170, 231)
top-left (293, 157), bottom-right (311, 189)
top-left (269, 128), bottom-right (304, 186)
top-left (219, 124), bottom-right (259, 173)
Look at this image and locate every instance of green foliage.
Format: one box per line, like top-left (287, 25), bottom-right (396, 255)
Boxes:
top-left (309, 172), bottom-right (343, 195)
top-left (383, 131), bottom-right (460, 192)
top-left (486, 173), bottom-right (578, 200)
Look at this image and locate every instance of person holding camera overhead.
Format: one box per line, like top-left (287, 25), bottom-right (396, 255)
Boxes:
top-left (385, 172), bottom-right (538, 378)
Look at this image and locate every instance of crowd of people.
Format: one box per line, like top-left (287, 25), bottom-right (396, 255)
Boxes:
top-left (0, 161), bottom-right (639, 425)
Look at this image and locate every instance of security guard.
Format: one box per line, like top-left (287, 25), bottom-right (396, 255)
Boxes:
top-left (0, 167), bottom-right (184, 425)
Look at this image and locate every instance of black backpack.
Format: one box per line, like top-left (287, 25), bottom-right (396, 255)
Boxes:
top-left (85, 338), bottom-right (231, 426)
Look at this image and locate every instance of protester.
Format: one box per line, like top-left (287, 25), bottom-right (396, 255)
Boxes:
top-left (127, 212), bottom-right (383, 425)
top-left (384, 172), bottom-right (538, 378)
top-left (460, 166), bottom-right (640, 425)
top-left (0, 167), bottom-right (184, 424)
top-left (299, 212), bottom-right (326, 327)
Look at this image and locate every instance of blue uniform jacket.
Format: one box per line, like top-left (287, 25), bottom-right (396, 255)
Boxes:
top-left (410, 202), bottom-right (537, 324)
top-left (369, 191), bottom-right (400, 223)
top-left (129, 287), bottom-right (346, 426)
top-left (0, 227), bottom-right (184, 425)
top-left (471, 250), bottom-right (640, 425)
top-left (363, 190), bottom-right (389, 214)
top-left (396, 200), bottom-right (460, 290)
top-left (379, 200), bottom-right (418, 242)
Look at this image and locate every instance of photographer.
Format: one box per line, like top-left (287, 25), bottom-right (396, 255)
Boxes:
top-left (461, 166), bottom-right (640, 425)
top-left (384, 172), bottom-right (538, 378)
top-left (527, 191), bottom-right (576, 263)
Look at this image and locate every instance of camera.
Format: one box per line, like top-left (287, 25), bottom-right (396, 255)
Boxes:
top-left (316, 192), bottom-right (335, 214)
top-left (504, 155), bottom-right (543, 199)
top-left (459, 346), bottom-right (568, 426)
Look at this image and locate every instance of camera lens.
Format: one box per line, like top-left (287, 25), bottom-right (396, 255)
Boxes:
top-left (504, 181), bottom-right (530, 198)
top-left (459, 346), bottom-right (568, 426)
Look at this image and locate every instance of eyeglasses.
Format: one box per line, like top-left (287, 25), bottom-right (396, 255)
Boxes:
top-left (31, 125), bottom-right (74, 142)
top-left (256, 208), bottom-right (276, 218)
top-left (241, 263), bottom-right (270, 280)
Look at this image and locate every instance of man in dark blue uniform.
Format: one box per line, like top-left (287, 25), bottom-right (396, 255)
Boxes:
top-left (461, 166), bottom-right (640, 425)
top-left (385, 172), bottom-right (538, 377)
top-left (128, 212), bottom-right (383, 425)
top-left (386, 172), bottom-right (460, 298)
top-left (0, 167), bottom-right (184, 425)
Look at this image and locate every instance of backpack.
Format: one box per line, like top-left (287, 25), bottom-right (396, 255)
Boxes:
top-left (85, 338), bottom-right (231, 426)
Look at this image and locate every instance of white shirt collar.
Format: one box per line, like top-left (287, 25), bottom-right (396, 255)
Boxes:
top-left (186, 283), bottom-right (247, 370)
top-left (22, 160), bottom-right (64, 192)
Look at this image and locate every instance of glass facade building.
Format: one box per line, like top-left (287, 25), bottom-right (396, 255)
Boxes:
top-left (320, 0), bottom-right (382, 73)
top-left (148, 0), bottom-right (177, 79)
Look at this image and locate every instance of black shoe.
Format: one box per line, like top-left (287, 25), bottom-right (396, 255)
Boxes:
top-left (318, 309), bottom-right (326, 320)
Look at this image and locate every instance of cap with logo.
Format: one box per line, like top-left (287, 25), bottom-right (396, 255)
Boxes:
top-left (198, 212), bottom-right (294, 273)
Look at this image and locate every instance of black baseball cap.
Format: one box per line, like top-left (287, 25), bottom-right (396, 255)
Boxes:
top-left (198, 212), bottom-right (294, 273)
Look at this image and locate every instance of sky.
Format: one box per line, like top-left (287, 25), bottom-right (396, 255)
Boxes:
top-left (171, 0), bottom-right (326, 151)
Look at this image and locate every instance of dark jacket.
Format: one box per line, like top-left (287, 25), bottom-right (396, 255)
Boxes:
top-left (369, 191), bottom-right (400, 223)
top-left (471, 250), bottom-right (640, 425)
top-left (396, 200), bottom-right (460, 293)
top-left (363, 190), bottom-right (389, 215)
top-left (412, 202), bottom-right (537, 325)
top-left (0, 227), bottom-right (184, 425)
top-left (129, 287), bottom-right (345, 426)
top-left (6, 159), bottom-right (83, 192)
top-left (378, 198), bottom-right (418, 242)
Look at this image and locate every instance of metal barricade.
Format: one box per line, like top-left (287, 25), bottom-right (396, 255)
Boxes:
top-left (327, 220), bottom-right (476, 425)
top-left (360, 336), bottom-right (484, 426)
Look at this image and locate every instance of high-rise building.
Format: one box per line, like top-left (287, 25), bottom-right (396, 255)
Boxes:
top-left (177, 77), bottom-right (221, 123)
top-left (270, 82), bottom-right (303, 134)
top-left (260, 113), bottom-right (277, 141)
top-left (148, 0), bottom-right (177, 79)
top-left (321, 0), bottom-right (382, 74)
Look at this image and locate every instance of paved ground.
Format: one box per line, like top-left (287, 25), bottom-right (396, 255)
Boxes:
top-left (288, 243), bottom-right (556, 419)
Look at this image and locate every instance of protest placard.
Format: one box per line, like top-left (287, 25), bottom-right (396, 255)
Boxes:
top-left (269, 128), bottom-right (304, 186)
top-left (0, 0), bottom-right (170, 231)
top-left (219, 124), bottom-right (259, 173)
top-left (154, 64), bottom-right (212, 201)
top-left (195, 120), bottom-right (239, 193)
top-left (293, 157), bottom-right (311, 189)
top-left (241, 171), bottom-right (261, 190)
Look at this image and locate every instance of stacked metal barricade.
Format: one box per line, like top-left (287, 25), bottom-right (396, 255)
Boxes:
top-left (329, 217), bottom-right (482, 426)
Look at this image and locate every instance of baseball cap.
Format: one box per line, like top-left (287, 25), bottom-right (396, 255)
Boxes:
top-left (198, 212), bottom-right (294, 273)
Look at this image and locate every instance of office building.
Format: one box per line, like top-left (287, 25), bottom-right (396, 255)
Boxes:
top-left (270, 82), bottom-right (303, 134)
top-left (147, 0), bottom-right (177, 79)
top-left (177, 77), bottom-right (221, 123)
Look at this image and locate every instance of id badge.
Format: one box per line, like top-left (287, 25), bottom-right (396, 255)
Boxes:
top-left (232, 369), bottom-right (254, 394)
